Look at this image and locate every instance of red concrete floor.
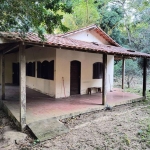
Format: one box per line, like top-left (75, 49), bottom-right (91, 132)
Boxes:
top-left (0, 85), bottom-right (142, 124)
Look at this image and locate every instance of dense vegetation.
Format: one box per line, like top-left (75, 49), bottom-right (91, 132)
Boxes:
top-left (0, 0), bottom-right (72, 37)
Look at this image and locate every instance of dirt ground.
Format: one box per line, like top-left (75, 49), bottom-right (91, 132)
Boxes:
top-left (1, 100), bottom-right (150, 150)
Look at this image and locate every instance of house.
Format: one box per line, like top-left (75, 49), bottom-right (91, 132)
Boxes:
top-left (0, 24), bottom-right (149, 130)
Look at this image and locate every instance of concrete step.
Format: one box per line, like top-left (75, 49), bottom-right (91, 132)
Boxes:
top-left (27, 118), bottom-right (69, 141)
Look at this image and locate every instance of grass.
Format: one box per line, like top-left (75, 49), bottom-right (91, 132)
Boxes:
top-left (124, 87), bottom-right (150, 148)
top-left (138, 119), bottom-right (150, 148)
top-left (124, 87), bottom-right (142, 95)
top-left (124, 87), bottom-right (150, 101)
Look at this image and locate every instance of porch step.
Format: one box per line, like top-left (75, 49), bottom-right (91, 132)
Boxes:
top-left (27, 118), bottom-right (69, 141)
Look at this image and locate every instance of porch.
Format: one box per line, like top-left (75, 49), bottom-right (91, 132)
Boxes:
top-left (1, 85), bottom-right (143, 125)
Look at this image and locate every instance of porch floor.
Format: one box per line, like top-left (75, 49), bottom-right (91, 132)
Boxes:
top-left (1, 85), bottom-right (142, 124)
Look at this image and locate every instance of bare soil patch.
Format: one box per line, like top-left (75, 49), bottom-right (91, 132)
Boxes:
top-left (1, 100), bottom-right (150, 150)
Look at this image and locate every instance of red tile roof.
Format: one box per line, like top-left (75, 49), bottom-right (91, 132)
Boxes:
top-left (58, 24), bottom-right (120, 47)
top-left (0, 32), bottom-right (150, 58)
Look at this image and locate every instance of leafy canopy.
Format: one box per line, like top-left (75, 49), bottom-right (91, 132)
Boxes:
top-left (62, 0), bottom-right (99, 31)
top-left (0, 0), bottom-right (72, 35)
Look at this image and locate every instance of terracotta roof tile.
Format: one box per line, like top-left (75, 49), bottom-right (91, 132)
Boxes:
top-left (0, 32), bottom-right (150, 58)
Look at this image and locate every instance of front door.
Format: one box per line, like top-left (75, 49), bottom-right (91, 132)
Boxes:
top-left (12, 63), bottom-right (19, 85)
top-left (70, 61), bottom-right (81, 95)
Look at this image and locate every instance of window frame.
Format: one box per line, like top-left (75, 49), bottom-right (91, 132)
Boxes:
top-left (26, 62), bottom-right (35, 77)
top-left (93, 62), bottom-right (103, 79)
top-left (37, 60), bottom-right (54, 80)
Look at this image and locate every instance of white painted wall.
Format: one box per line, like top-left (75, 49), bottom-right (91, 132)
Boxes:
top-left (0, 47), bottom-right (114, 98)
top-left (25, 47), bottom-right (56, 97)
top-left (55, 49), bottom-right (114, 98)
top-left (0, 47), bottom-right (56, 97)
top-left (65, 30), bottom-right (110, 45)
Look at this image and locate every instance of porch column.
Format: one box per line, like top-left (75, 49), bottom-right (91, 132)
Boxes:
top-left (122, 57), bottom-right (125, 89)
top-left (142, 57), bottom-right (147, 97)
top-left (102, 53), bottom-right (107, 105)
top-left (19, 43), bottom-right (26, 130)
top-left (1, 53), bottom-right (5, 100)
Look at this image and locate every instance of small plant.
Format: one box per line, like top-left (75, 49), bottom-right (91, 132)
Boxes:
top-left (33, 139), bottom-right (40, 145)
top-left (125, 136), bottom-right (130, 146)
top-left (122, 134), bottom-right (130, 146)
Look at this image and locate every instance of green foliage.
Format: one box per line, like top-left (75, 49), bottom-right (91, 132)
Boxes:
top-left (114, 60), bottom-right (122, 77)
top-left (0, 0), bottom-right (73, 34)
top-left (62, 0), bottom-right (99, 31)
top-left (99, 6), bottom-right (123, 33)
top-left (110, 28), bottom-right (127, 46)
top-left (114, 59), bottom-right (142, 88)
top-left (114, 59), bottom-right (141, 77)
top-left (125, 59), bottom-right (141, 76)
top-left (96, 1), bottom-right (126, 45)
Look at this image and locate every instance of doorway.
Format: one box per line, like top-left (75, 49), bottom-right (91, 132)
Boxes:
top-left (70, 60), bottom-right (81, 95)
top-left (12, 63), bottom-right (19, 85)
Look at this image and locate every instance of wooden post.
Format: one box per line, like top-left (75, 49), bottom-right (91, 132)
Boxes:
top-left (102, 53), bottom-right (107, 105)
top-left (143, 57), bottom-right (147, 97)
top-left (122, 57), bottom-right (125, 89)
top-left (19, 43), bottom-right (26, 130)
top-left (1, 54), bottom-right (5, 100)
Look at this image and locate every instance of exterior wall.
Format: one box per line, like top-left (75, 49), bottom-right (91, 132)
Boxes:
top-left (0, 47), bottom-right (114, 99)
top-left (55, 49), bottom-right (114, 98)
top-left (0, 47), bottom-right (56, 97)
top-left (65, 30), bottom-right (110, 45)
top-left (25, 47), bottom-right (56, 97)
top-left (0, 53), bottom-right (17, 84)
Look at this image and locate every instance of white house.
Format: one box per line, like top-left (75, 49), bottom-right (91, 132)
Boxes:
top-left (0, 24), bottom-right (149, 129)
top-left (0, 25), bottom-right (121, 98)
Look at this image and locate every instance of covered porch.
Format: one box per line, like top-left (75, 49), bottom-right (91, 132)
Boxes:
top-left (1, 85), bottom-right (143, 125)
top-left (0, 32), bottom-right (149, 135)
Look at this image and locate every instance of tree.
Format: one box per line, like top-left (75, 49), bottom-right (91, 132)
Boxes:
top-left (114, 59), bottom-right (141, 88)
top-left (97, 3), bottom-right (125, 45)
top-left (61, 0), bottom-right (99, 31)
top-left (0, 0), bottom-right (72, 36)
top-left (125, 59), bottom-right (142, 88)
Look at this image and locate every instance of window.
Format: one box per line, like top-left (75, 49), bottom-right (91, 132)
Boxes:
top-left (26, 62), bottom-right (35, 77)
top-left (41, 61), bottom-right (50, 79)
top-left (49, 60), bottom-right (54, 80)
top-left (93, 62), bottom-right (103, 79)
top-left (37, 60), bottom-right (54, 80)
